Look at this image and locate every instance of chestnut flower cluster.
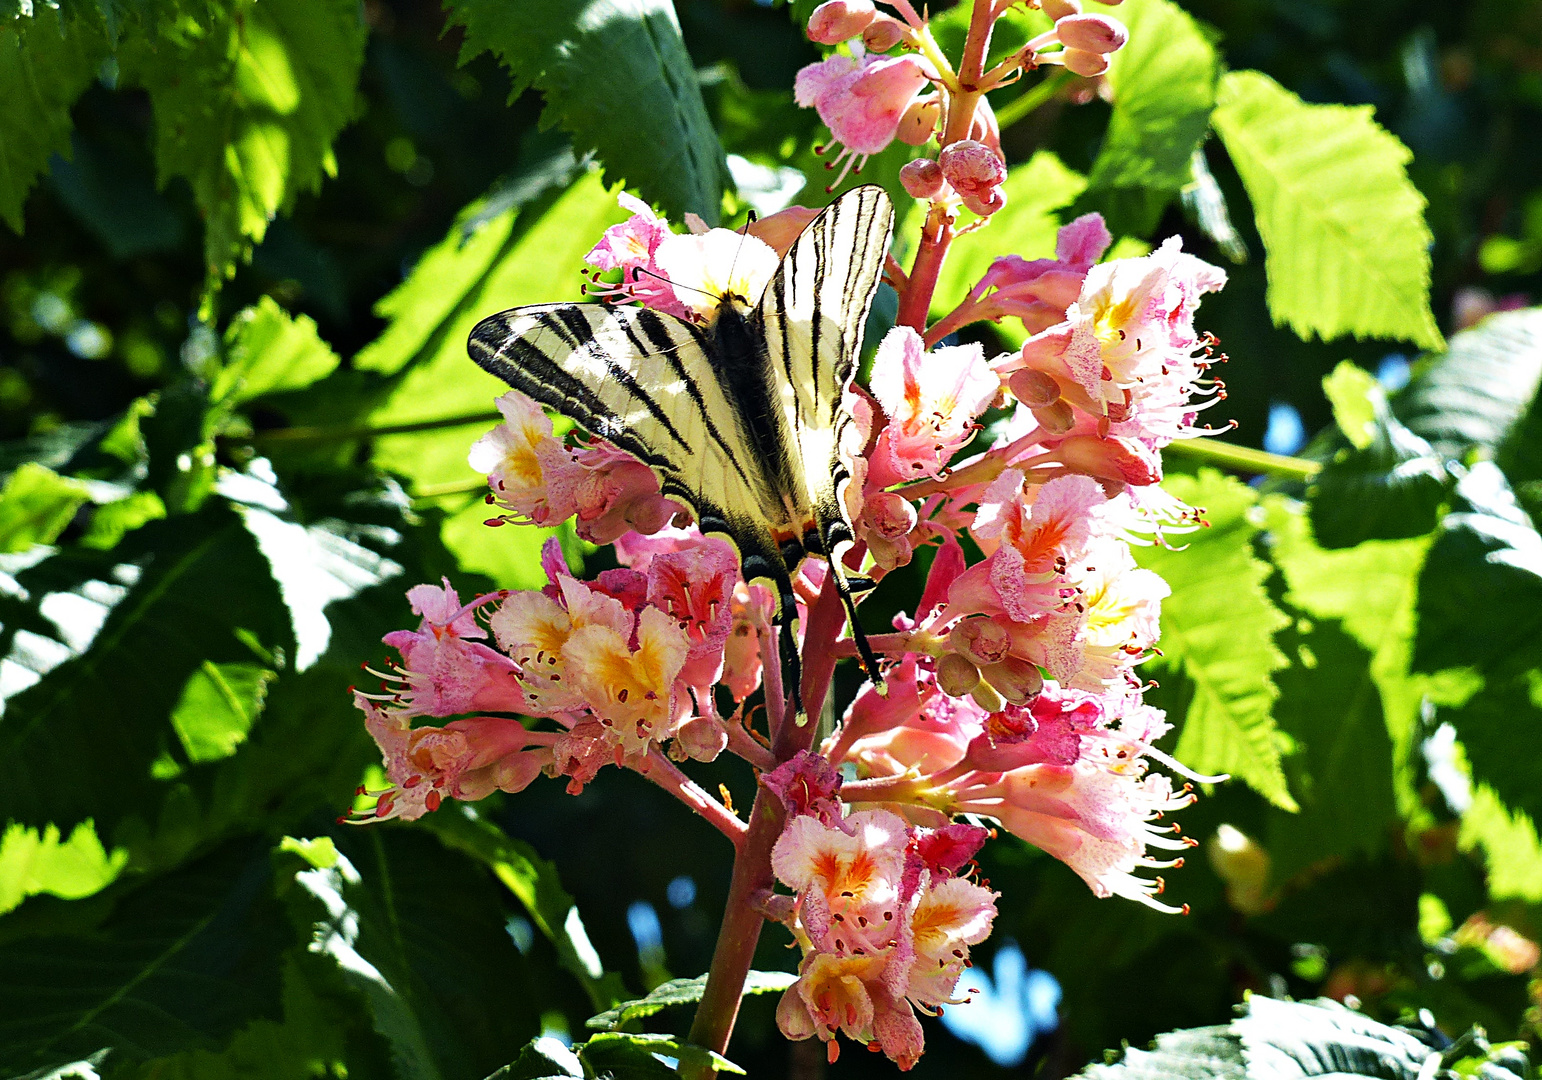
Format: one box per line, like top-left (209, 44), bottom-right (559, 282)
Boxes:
top-left (351, 1), bottom-right (1235, 1071)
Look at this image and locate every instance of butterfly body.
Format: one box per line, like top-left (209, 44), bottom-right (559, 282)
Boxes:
top-left (468, 185), bottom-right (896, 715)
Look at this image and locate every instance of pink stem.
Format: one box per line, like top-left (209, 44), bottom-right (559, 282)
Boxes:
top-left (633, 750), bottom-right (748, 848)
top-left (686, 571), bottom-right (849, 1071)
top-left (896, 202), bottom-right (954, 333)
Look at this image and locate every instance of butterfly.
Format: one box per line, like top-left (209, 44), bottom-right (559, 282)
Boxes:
top-left (467, 184), bottom-right (895, 718)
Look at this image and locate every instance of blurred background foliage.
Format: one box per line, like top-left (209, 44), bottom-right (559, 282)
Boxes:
top-left (3, 0), bottom-right (1542, 1077)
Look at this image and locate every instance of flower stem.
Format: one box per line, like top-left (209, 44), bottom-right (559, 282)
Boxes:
top-left (1164, 436), bottom-right (1320, 479)
top-left (896, 202), bottom-right (955, 332)
top-left (634, 750), bottom-right (748, 848)
top-left (993, 69), bottom-right (1070, 130)
top-left (686, 572), bottom-right (849, 1072)
top-left (234, 410), bottom-right (502, 448)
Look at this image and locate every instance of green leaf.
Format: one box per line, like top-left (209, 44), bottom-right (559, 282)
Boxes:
top-left (580, 1033), bottom-right (744, 1078)
top-left (0, 838), bottom-right (291, 1078)
top-left (1413, 463), bottom-right (1542, 677)
top-left (1308, 371), bottom-right (1451, 549)
top-left (365, 171), bottom-right (622, 490)
top-left (1395, 308), bottom-right (1542, 461)
top-left (1211, 70), bottom-right (1442, 350)
top-left (0, 462), bottom-right (90, 552)
top-left (585, 970), bottom-right (797, 1031)
top-left (1137, 470), bottom-right (1294, 809)
top-left (0, 503), bottom-right (294, 835)
top-left (1074, 1025), bottom-right (1244, 1079)
top-left (0, 9), bottom-right (106, 233)
top-left (1445, 671), bottom-right (1542, 827)
top-left (445, 0), bottom-right (726, 223)
top-left (930, 150), bottom-right (1087, 342)
top-left (1321, 360), bottom-right (1380, 451)
top-left (1459, 783), bottom-right (1542, 904)
top-left (0, 820), bottom-right (127, 916)
top-left (353, 139), bottom-right (586, 378)
top-left (485, 1036), bottom-right (585, 1079)
top-left (214, 297), bottom-right (340, 406)
top-left (1072, 996), bottom-right (1439, 1079)
top-left (1261, 500), bottom-right (1435, 816)
top-left (1085, 0), bottom-right (1217, 194)
top-left (283, 828), bottom-right (545, 1080)
top-left (120, 0), bottom-right (367, 280)
top-left (169, 660), bottom-right (276, 764)
top-left (423, 803), bottom-right (628, 1012)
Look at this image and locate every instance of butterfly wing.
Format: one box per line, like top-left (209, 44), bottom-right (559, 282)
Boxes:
top-left (755, 184), bottom-right (895, 683)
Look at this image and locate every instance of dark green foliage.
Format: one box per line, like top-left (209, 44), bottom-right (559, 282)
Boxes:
top-left (2, 0), bottom-right (1542, 1078)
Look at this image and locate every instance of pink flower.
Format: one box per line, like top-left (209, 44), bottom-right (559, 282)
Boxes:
top-left (722, 581), bottom-right (772, 702)
top-left (951, 214), bottom-right (1110, 337)
top-left (868, 326), bottom-right (998, 488)
top-left (795, 53), bottom-right (931, 181)
top-left (938, 140), bottom-right (1007, 216)
top-left (1056, 13), bottom-right (1128, 53)
top-left (654, 228), bottom-right (780, 321)
top-left (564, 605), bottom-right (691, 762)
top-left (489, 574), bottom-right (632, 716)
top-left (807, 0), bottom-right (876, 44)
top-left (564, 440), bottom-right (682, 544)
top-left (469, 392), bottom-right (583, 527)
top-left (355, 702), bottom-right (553, 821)
top-left (899, 158), bottom-right (945, 200)
top-left (583, 193), bottom-right (691, 319)
top-left (970, 471), bottom-right (1107, 622)
top-left (764, 750), bottom-right (845, 826)
top-left (375, 580), bottom-right (528, 717)
top-left (646, 534), bottom-right (739, 684)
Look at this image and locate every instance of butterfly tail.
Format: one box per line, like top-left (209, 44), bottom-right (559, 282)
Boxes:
top-left (770, 567), bottom-right (808, 727)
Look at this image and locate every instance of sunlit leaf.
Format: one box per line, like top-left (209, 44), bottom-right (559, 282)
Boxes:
top-left (445, 0), bottom-right (727, 223)
top-left (215, 297), bottom-right (341, 406)
top-left (1212, 70), bottom-right (1442, 350)
top-left (0, 820), bottom-right (127, 916)
top-left (0, 9), bottom-right (106, 232)
top-left (586, 971), bottom-right (797, 1031)
top-left (121, 0), bottom-right (367, 280)
top-left (0, 463), bottom-right (90, 553)
top-left (1138, 470), bottom-right (1294, 809)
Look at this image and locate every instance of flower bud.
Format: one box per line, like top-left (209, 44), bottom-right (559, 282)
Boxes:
top-left (1031, 399), bottom-right (1077, 435)
top-left (1056, 14), bottom-right (1128, 54)
top-left (1053, 433), bottom-right (1161, 484)
top-left (1009, 368), bottom-right (1062, 408)
top-left (938, 139), bottom-right (1008, 217)
top-left (862, 13), bottom-right (908, 51)
top-left (896, 96), bottom-right (941, 146)
top-left (1042, 0), bottom-right (1081, 19)
top-left (1207, 823), bottom-right (1273, 915)
top-left (1061, 47), bottom-right (1112, 77)
top-left (982, 657), bottom-right (1043, 706)
top-left (746, 205), bottom-right (820, 257)
top-left (899, 158), bottom-right (945, 199)
top-left (672, 713), bottom-right (728, 763)
top-left (949, 616), bottom-right (1011, 666)
top-left (937, 652), bottom-right (983, 697)
top-left (971, 680), bottom-right (1004, 714)
top-left (864, 490), bottom-right (918, 540)
top-left (807, 0), bottom-right (876, 44)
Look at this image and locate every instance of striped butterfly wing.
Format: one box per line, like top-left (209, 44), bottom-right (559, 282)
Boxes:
top-left (467, 303), bottom-right (782, 554)
top-left (756, 184), bottom-right (895, 565)
top-left (468, 300), bottom-right (816, 712)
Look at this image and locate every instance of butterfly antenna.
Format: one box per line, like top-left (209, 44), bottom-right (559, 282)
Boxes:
top-left (722, 208), bottom-right (760, 303)
top-left (630, 265), bottom-right (720, 301)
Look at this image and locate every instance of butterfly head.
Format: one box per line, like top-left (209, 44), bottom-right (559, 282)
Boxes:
top-left (654, 228), bottom-right (780, 324)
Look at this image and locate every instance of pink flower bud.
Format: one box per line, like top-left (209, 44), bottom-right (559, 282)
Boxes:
top-left (949, 616), bottom-right (1011, 666)
top-left (896, 96), bottom-right (941, 146)
top-left (937, 652), bottom-right (983, 697)
top-left (1009, 368), bottom-right (1062, 408)
top-left (1056, 14), bottom-right (1128, 54)
top-left (807, 0), bottom-right (876, 44)
top-left (899, 158), bottom-right (945, 199)
top-left (672, 713), bottom-right (728, 762)
top-left (862, 13), bottom-right (909, 51)
top-left (1032, 399), bottom-right (1077, 434)
top-left (746, 204), bottom-right (820, 257)
top-left (1052, 433), bottom-right (1162, 485)
top-left (981, 657), bottom-right (1044, 706)
top-left (939, 139), bottom-right (1007, 217)
top-left (1061, 47), bottom-right (1111, 77)
top-left (1042, 0), bottom-right (1081, 19)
